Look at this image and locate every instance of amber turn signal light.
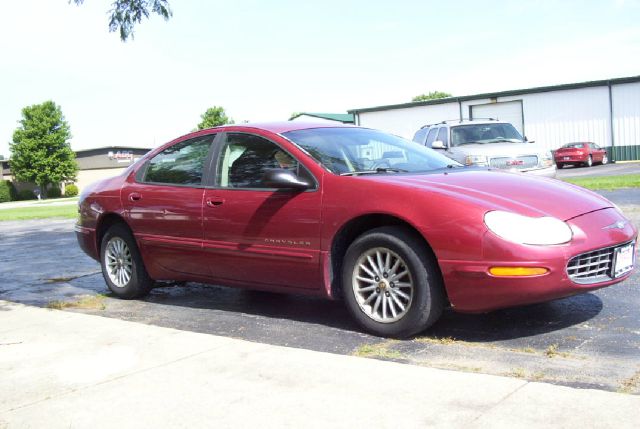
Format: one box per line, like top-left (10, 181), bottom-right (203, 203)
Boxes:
top-left (489, 267), bottom-right (549, 277)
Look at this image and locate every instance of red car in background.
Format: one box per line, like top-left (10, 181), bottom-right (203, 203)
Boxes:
top-left (76, 123), bottom-right (636, 338)
top-left (554, 142), bottom-right (609, 168)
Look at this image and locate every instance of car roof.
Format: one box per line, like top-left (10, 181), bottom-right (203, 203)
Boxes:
top-left (420, 119), bottom-right (509, 129)
top-left (205, 121), bottom-right (356, 134)
top-left (152, 121), bottom-right (360, 156)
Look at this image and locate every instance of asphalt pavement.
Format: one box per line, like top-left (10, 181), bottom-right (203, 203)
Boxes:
top-left (0, 189), bottom-right (638, 396)
top-left (555, 160), bottom-right (640, 178)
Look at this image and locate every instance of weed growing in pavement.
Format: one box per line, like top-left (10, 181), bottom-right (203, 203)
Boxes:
top-left (47, 294), bottom-right (106, 310)
top-left (352, 341), bottom-right (404, 360)
top-left (544, 344), bottom-right (571, 358)
top-left (45, 276), bottom-right (76, 283)
top-left (505, 367), bottom-right (527, 378)
top-left (618, 369), bottom-right (640, 394)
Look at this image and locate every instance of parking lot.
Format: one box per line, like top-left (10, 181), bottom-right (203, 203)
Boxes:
top-left (1, 189), bottom-right (638, 394)
top-left (555, 161), bottom-right (640, 178)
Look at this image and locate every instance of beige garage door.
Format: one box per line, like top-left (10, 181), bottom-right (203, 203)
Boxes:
top-left (470, 101), bottom-right (524, 135)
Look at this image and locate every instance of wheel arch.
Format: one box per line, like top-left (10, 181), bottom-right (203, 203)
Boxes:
top-left (329, 213), bottom-right (447, 302)
top-left (96, 212), bottom-right (132, 252)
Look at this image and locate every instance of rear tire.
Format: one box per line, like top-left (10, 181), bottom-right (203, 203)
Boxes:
top-left (341, 226), bottom-right (444, 338)
top-left (100, 223), bottom-right (154, 299)
top-left (585, 155), bottom-right (593, 167)
top-left (556, 163), bottom-right (564, 169)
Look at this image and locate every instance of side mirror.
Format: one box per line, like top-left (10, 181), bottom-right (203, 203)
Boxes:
top-left (525, 136), bottom-right (535, 143)
top-left (431, 140), bottom-right (446, 149)
top-left (262, 168), bottom-right (309, 190)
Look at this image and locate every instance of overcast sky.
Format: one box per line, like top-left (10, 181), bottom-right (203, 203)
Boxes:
top-left (1, 0), bottom-right (639, 157)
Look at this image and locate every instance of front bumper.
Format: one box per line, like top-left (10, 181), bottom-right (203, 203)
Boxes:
top-left (75, 224), bottom-right (99, 261)
top-left (440, 208), bottom-right (637, 312)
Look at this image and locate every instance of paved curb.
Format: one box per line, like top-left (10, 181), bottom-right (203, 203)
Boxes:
top-left (1, 301), bottom-right (638, 428)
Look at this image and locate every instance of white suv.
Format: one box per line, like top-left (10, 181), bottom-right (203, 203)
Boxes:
top-left (413, 119), bottom-right (556, 178)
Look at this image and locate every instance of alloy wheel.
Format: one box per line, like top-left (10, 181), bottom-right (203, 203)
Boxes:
top-left (351, 247), bottom-right (414, 323)
top-left (104, 237), bottom-right (133, 288)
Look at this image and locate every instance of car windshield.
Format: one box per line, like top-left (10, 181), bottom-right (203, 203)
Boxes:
top-left (450, 123), bottom-right (524, 147)
top-left (282, 127), bottom-right (462, 175)
top-left (562, 143), bottom-right (586, 149)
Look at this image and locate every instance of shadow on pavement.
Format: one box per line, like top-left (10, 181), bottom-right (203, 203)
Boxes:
top-left (138, 281), bottom-right (603, 341)
top-left (425, 293), bottom-right (603, 342)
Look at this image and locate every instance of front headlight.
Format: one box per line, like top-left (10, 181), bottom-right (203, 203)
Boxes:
top-left (465, 155), bottom-right (488, 166)
top-left (484, 211), bottom-right (573, 245)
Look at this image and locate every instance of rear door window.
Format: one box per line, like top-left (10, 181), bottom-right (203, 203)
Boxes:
top-left (143, 135), bottom-right (215, 186)
top-left (412, 127), bottom-right (429, 144)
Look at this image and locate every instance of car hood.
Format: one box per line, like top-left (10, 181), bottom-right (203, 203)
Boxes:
top-left (451, 142), bottom-right (546, 157)
top-left (367, 170), bottom-right (612, 221)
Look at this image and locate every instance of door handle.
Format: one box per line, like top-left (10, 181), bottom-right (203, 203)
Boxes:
top-left (129, 192), bottom-right (142, 202)
top-left (206, 197), bottom-right (224, 207)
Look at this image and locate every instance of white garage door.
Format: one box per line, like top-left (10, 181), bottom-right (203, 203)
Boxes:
top-left (470, 101), bottom-right (524, 135)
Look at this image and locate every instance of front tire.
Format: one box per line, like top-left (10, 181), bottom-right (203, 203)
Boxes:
top-left (100, 223), bottom-right (153, 299)
top-left (601, 154), bottom-right (608, 165)
top-left (341, 226), bottom-right (444, 338)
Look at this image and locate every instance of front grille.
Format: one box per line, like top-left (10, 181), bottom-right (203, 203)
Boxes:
top-left (489, 155), bottom-right (538, 170)
top-left (567, 245), bottom-right (616, 284)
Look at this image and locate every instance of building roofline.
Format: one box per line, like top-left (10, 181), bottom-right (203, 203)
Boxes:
top-left (74, 145), bottom-right (152, 154)
top-left (348, 75), bottom-right (640, 114)
top-left (1, 145), bottom-right (152, 162)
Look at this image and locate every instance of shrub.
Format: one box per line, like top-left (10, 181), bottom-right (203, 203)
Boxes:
top-left (17, 189), bottom-right (36, 200)
top-left (47, 186), bottom-right (62, 198)
top-left (64, 184), bottom-right (79, 197)
top-left (8, 181), bottom-right (17, 201)
top-left (0, 180), bottom-right (14, 203)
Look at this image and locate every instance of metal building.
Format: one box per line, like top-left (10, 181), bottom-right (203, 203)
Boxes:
top-left (349, 76), bottom-right (640, 161)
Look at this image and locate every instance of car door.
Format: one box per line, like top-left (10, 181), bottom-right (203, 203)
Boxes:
top-left (122, 133), bottom-right (218, 278)
top-left (202, 131), bottom-right (323, 290)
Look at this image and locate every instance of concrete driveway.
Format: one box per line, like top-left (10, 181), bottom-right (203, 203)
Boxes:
top-left (0, 190), bottom-right (638, 394)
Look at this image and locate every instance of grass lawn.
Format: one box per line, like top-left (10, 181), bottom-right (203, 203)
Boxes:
top-left (0, 204), bottom-right (77, 221)
top-left (562, 174), bottom-right (640, 190)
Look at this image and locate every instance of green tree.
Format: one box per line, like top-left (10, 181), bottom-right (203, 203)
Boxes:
top-left (196, 106), bottom-right (234, 130)
top-left (71, 0), bottom-right (172, 41)
top-left (10, 101), bottom-right (78, 198)
top-left (412, 91), bottom-right (452, 102)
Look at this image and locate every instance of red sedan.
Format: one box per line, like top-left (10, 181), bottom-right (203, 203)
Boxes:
top-left (76, 123), bottom-right (636, 337)
top-left (554, 142), bottom-right (609, 168)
